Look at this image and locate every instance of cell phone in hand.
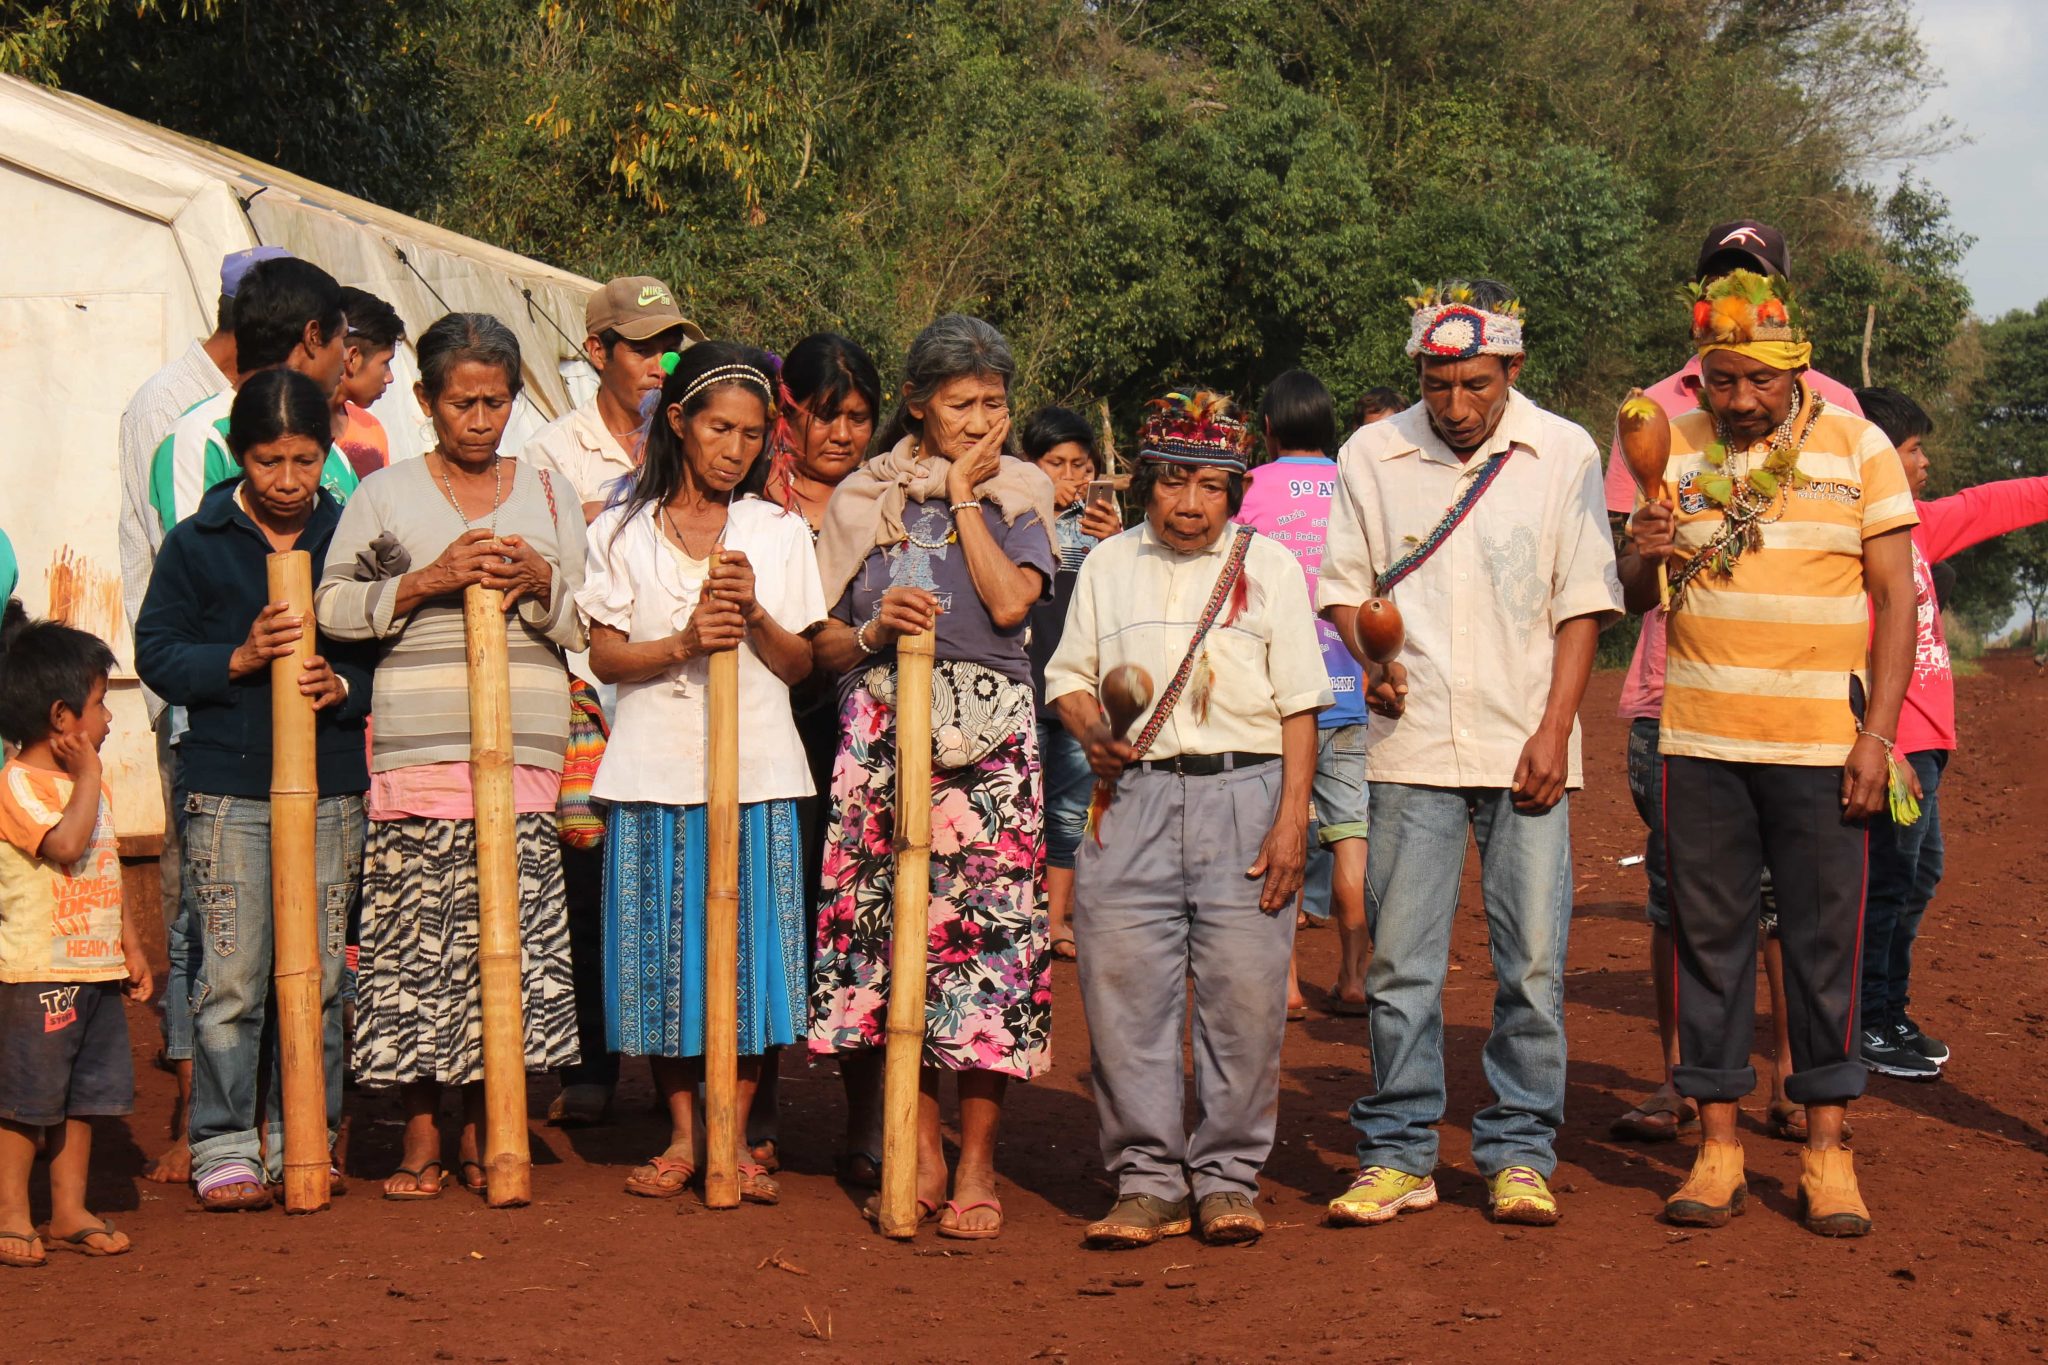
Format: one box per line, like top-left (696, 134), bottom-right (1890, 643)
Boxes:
top-left (1085, 479), bottom-right (1119, 515)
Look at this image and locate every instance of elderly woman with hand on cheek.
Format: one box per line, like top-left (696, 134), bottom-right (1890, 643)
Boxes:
top-left (315, 312), bottom-right (588, 1202)
top-left (135, 368), bottom-right (374, 1212)
top-left (807, 314), bottom-right (1058, 1241)
top-left (578, 342), bottom-right (824, 1206)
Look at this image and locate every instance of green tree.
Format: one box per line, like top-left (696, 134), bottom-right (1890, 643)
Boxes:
top-left (1940, 303), bottom-right (2048, 634)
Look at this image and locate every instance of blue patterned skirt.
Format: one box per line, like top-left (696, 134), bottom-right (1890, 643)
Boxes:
top-left (603, 799), bottom-right (806, 1058)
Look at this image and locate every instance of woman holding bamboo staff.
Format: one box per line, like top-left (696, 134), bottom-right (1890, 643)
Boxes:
top-left (809, 316), bottom-right (1058, 1240)
top-left (315, 314), bottom-right (587, 1201)
top-left (576, 342), bottom-right (822, 1205)
top-left (134, 370), bottom-right (373, 1211)
top-left (741, 332), bottom-right (882, 1182)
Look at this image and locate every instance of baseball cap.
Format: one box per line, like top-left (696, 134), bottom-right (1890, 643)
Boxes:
top-left (585, 276), bottom-right (705, 344)
top-left (220, 245), bottom-right (293, 298)
top-left (1696, 220), bottom-right (1790, 280)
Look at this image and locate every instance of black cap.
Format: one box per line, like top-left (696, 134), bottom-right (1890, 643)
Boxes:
top-left (1696, 220), bottom-right (1790, 280)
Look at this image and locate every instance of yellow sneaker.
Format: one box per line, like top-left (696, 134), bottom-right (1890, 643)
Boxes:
top-left (1326, 1166), bottom-right (1437, 1227)
top-left (1486, 1166), bottom-right (1560, 1226)
top-left (1666, 1139), bottom-right (1746, 1227)
top-left (1799, 1148), bottom-right (1872, 1237)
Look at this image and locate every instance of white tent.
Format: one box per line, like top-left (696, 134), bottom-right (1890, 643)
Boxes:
top-left (0, 73), bottom-right (601, 848)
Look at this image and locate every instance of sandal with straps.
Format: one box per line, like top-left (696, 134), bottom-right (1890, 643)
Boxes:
top-left (625, 1154), bottom-right (697, 1200)
top-left (381, 1162), bottom-right (446, 1202)
top-left (737, 1161), bottom-right (780, 1206)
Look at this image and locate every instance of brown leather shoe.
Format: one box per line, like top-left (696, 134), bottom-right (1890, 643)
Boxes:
top-left (1084, 1194), bottom-right (1192, 1249)
top-left (1799, 1148), bottom-right (1872, 1237)
top-left (1665, 1139), bottom-right (1747, 1227)
top-left (1196, 1191), bottom-right (1265, 1245)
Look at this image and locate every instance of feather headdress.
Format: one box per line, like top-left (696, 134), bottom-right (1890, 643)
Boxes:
top-left (1135, 388), bottom-right (1252, 473)
top-left (1404, 282), bottom-right (1526, 359)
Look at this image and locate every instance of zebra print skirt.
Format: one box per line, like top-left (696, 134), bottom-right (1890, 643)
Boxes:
top-left (351, 813), bottom-right (580, 1087)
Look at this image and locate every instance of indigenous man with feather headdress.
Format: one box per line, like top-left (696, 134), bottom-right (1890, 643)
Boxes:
top-left (1045, 390), bottom-right (1330, 1249)
top-left (1624, 272), bottom-right (1917, 1238)
top-left (1320, 280), bottom-right (1623, 1228)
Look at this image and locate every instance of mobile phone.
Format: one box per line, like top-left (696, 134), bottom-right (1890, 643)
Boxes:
top-left (1085, 479), bottom-right (1118, 515)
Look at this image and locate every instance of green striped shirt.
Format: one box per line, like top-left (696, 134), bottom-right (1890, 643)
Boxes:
top-left (147, 388), bottom-right (360, 534)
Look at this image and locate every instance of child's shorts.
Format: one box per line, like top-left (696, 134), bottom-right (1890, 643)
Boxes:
top-left (0, 980), bottom-right (135, 1127)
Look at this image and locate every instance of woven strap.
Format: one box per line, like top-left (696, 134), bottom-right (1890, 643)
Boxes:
top-left (1128, 525), bottom-right (1254, 759)
top-left (1376, 449), bottom-right (1513, 595)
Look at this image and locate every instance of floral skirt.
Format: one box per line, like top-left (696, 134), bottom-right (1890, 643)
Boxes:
top-left (808, 677), bottom-right (1049, 1078)
top-left (604, 799), bottom-right (806, 1059)
top-left (352, 813), bottom-right (580, 1088)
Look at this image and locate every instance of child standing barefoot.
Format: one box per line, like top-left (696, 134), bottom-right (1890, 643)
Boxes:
top-left (0, 620), bottom-right (152, 1266)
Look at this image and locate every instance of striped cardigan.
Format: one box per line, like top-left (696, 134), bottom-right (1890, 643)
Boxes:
top-left (315, 456), bottom-right (588, 774)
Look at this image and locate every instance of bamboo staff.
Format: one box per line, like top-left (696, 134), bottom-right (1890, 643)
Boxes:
top-left (878, 625), bottom-right (936, 1239)
top-left (701, 626), bottom-right (742, 1210)
top-left (267, 551), bottom-right (329, 1214)
top-left (464, 584), bottom-right (530, 1208)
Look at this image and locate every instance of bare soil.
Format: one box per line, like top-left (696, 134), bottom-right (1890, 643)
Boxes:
top-left (6, 658), bottom-right (2047, 1363)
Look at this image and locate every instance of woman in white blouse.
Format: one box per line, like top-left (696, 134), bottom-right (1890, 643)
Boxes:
top-left (576, 342), bottom-right (824, 1206)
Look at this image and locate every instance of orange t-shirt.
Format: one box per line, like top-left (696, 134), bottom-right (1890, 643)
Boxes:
top-left (1659, 388), bottom-right (1917, 767)
top-left (339, 402), bottom-right (390, 481)
top-left (0, 760), bottom-right (124, 982)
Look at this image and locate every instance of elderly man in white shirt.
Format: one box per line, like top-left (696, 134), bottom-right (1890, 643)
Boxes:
top-left (1047, 390), bottom-right (1329, 1250)
top-left (1319, 280), bottom-right (1622, 1229)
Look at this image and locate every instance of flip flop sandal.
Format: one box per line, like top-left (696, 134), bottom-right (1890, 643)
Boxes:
top-left (737, 1161), bottom-right (781, 1206)
top-left (625, 1155), bottom-right (698, 1200)
top-left (0, 1230), bottom-right (45, 1269)
top-left (197, 1162), bottom-right (274, 1213)
top-left (381, 1162), bottom-right (447, 1202)
top-left (863, 1194), bottom-right (942, 1229)
top-left (1326, 993), bottom-right (1370, 1018)
top-left (1767, 1101), bottom-right (1852, 1144)
top-left (835, 1149), bottom-right (882, 1188)
top-left (1286, 1005), bottom-right (1309, 1022)
top-left (1611, 1093), bottom-right (1699, 1142)
top-left (459, 1160), bottom-right (489, 1195)
top-left (46, 1220), bottom-right (129, 1257)
top-left (1050, 937), bottom-right (1078, 962)
top-left (936, 1198), bottom-right (1004, 1241)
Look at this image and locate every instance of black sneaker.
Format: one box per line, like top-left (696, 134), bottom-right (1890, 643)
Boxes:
top-left (1861, 1027), bottom-right (1940, 1080)
top-left (1893, 1016), bottom-right (1950, 1066)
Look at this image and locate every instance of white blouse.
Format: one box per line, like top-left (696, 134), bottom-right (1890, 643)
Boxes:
top-left (577, 495), bottom-right (827, 805)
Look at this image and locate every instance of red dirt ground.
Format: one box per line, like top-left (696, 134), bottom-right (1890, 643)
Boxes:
top-left (5, 659), bottom-right (2046, 1363)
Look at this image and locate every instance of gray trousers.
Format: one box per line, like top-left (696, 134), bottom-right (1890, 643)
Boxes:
top-left (1074, 761), bottom-right (1296, 1202)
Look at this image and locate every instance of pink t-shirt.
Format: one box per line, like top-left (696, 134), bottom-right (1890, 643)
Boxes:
top-left (1892, 479), bottom-right (2048, 753)
top-left (1606, 361), bottom-right (1864, 720)
top-left (1238, 457), bottom-right (1367, 726)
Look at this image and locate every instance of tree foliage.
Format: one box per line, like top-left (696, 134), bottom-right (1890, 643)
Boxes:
top-left (1935, 302), bottom-right (2048, 633)
top-left (35, 0), bottom-right (1971, 441)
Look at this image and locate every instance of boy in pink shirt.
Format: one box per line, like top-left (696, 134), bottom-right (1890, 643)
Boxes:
top-left (1851, 387), bottom-right (2048, 1081)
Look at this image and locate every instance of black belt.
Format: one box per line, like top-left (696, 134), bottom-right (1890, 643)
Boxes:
top-left (1134, 751), bottom-right (1277, 777)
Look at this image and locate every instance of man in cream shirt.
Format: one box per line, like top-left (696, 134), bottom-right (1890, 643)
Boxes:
top-left (523, 274), bottom-right (703, 521)
top-left (1047, 390), bottom-right (1329, 1251)
top-left (1319, 280), bottom-right (1622, 1228)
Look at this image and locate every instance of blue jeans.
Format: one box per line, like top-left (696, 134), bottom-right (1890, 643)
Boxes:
top-left (184, 791), bottom-right (363, 1182)
top-left (1352, 783), bottom-right (1573, 1178)
top-left (1860, 749), bottom-right (1946, 1030)
top-left (158, 719), bottom-right (198, 1061)
top-left (1038, 717), bottom-right (1092, 871)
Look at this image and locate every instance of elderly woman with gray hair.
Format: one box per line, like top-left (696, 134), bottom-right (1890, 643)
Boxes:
top-left (315, 312), bottom-right (588, 1201)
top-left (808, 314), bottom-right (1057, 1239)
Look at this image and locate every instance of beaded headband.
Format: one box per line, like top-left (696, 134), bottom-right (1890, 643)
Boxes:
top-left (1403, 283), bottom-right (1526, 359)
top-left (677, 362), bottom-right (775, 408)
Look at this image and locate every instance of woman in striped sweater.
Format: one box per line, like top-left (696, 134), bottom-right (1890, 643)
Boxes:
top-left (315, 314), bottom-right (589, 1201)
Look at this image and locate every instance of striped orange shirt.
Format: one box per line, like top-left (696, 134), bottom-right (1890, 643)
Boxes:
top-left (1659, 388), bottom-right (1917, 766)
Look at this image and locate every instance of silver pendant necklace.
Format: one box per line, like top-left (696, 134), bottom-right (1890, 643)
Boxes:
top-left (435, 448), bottom-right (502, 534)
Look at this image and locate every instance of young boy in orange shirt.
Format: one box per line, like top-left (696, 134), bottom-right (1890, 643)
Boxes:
top-left (0, 618), bottom-right (151, 1267)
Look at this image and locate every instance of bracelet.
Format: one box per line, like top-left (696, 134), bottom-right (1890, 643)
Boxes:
top-left (1855, 726), bottom-right (1896, 758)
top-left (855, 616), bottom-right (882, 656)
top-left (950, 500), bottom-right (984, 514)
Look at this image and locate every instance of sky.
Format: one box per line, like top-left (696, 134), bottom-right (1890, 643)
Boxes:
top-left (1909, 0), bottom-right (2047, 319)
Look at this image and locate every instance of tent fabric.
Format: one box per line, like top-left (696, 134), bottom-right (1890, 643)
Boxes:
top-left (0, 73), bottom-right (601, 844)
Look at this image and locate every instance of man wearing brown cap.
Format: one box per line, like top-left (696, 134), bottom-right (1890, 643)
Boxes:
top-left (523, 275), bottom-right (704, 522)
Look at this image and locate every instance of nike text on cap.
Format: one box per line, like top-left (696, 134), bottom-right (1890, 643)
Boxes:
top-left (585, 275), bottom-right (707, 343)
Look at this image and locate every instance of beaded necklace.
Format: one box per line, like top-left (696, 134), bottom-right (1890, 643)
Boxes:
top-left (1668, 385), bottom-right (1824, 608)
